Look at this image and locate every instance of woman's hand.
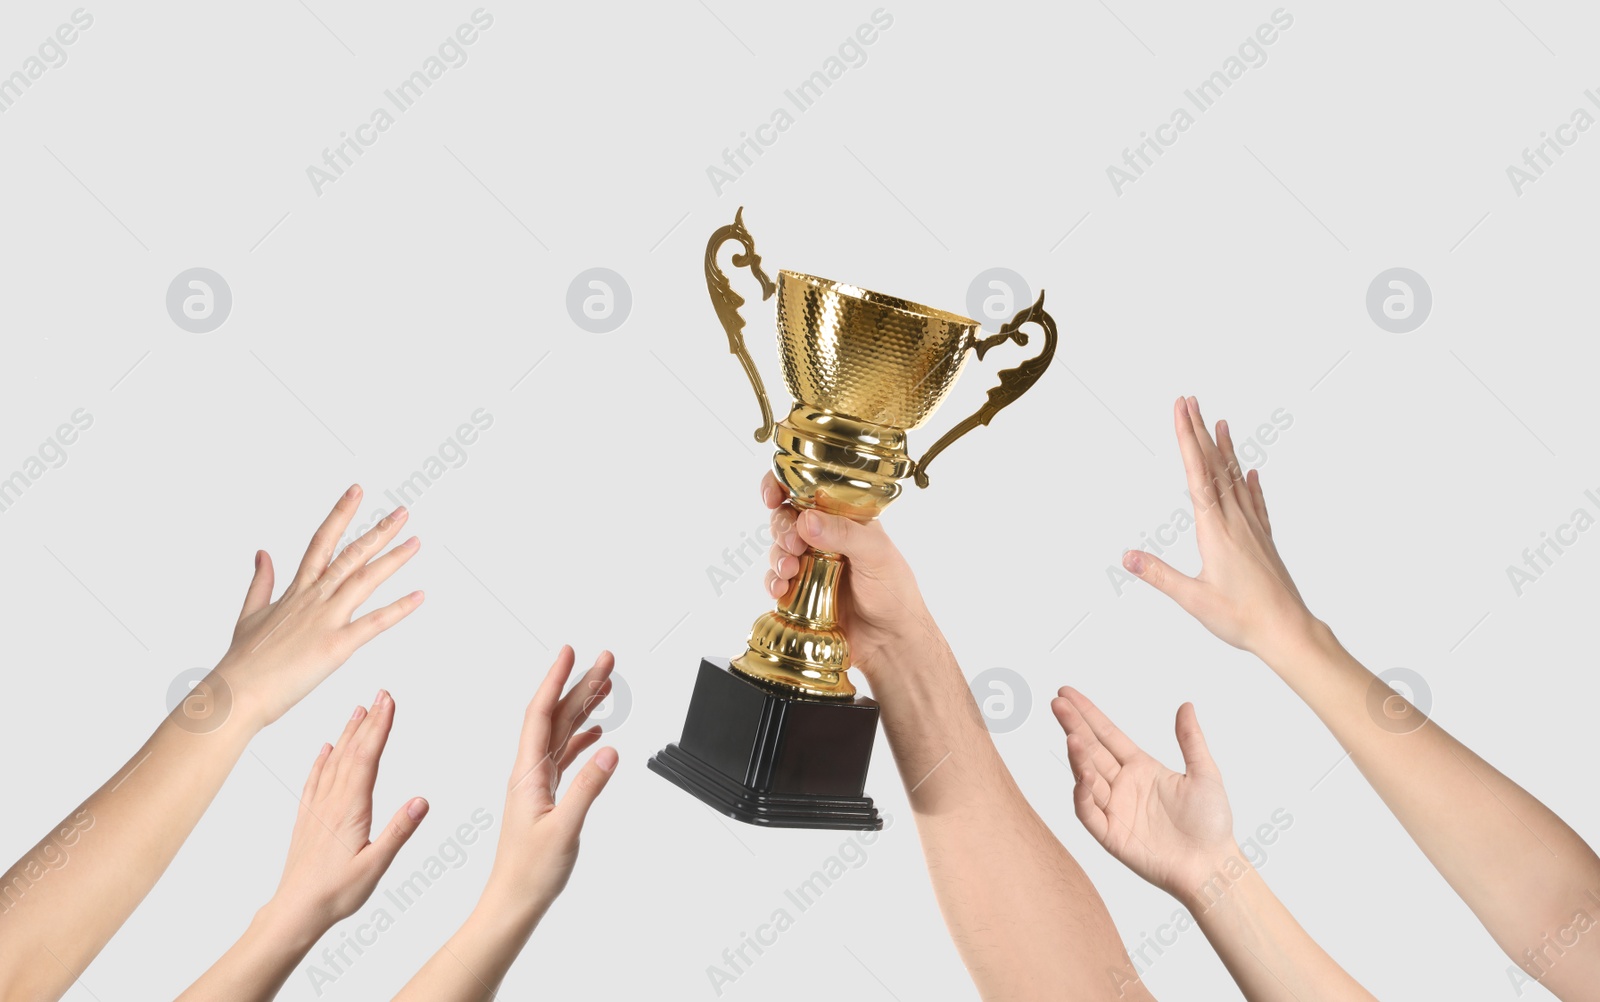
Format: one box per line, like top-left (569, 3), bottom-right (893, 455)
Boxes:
top-left (1054, 688), bottom-right (1235, 900)
top-left (481, 646), bottom-right (618, 916)
top-left (214, 485), bottom-right (424, 729)
top-left (1120, 397), bottom-right (1316, 662)
top-left (760, 472), bottom-right (941, 679)
top-left (267, 690), bottom-right (428, 932)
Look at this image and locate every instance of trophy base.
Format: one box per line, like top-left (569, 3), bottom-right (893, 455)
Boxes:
top-left (648, 657), bottom-right (882, 831)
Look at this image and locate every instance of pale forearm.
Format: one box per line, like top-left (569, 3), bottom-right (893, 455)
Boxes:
top-left (177, 902), bottom-right (321, 1001)
top-left (393, 886), bottom-right (545, 1002)
top-left (0, 701), bottom-right (257, 1000)
top-left (870, 636), bottom-right (1152, 1001)
top-left (1265, 622), bottom-right (1600, 988)
top-left (1186, 859), bottom-right (1374, 1002)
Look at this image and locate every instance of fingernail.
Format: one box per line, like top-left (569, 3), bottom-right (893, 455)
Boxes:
top-left (1122, 551), bottom-right (1145, 574)
top-left (393, 506), bottom-right (408, 521)
top-left (351, 705), bottom-right (366, 721)
top-left (345, 484), bottom-right (361, 499)
top-left (761, 482), bottom-right (778, 506)
top-left (319, 742), bottom-right (333, 757)
top-left (406, 798), bottom-right (429, 821)
top-left (1218, 419), bottom-right (1229, 436)
top-left (596, 748), bottom-right (618, 772)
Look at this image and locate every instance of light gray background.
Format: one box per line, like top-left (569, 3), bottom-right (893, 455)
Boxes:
top-left (1, 1), bottom-right (1595, 999)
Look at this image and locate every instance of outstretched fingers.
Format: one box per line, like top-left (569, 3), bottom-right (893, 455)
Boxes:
top-left (344, 590), bottom-right (425, 647)
top-left (294, 485), bottom-right (363, 587)
top-left (553, 747), bottom-right (618, 831)
top-left (1059, 688), bottom-right (1143, 765)
top-left (1173, 398), bottom-right (1221, 524)
top-left (557, 726), bottom-right (603, 772)
top-left (512, 647), bottom-right (577, 791)
top-left (1070, 753), bottom-right (1111, 845)
top-left (550, 652), bottom-right (615, 758)
top-left (332, 535), bottom-right (421, 617)
top-left (1053, 694), bottom-right (1122, 781)
top-left (323, 505), bottom-right (411, 595)
top-left (1183, 398), bottom-right (1243, 520)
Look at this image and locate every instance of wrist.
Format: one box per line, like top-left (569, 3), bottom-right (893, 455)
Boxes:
top-left (1171, 841), bottom-right (1258, 915)
top-left (473, 878), bottom-right (551, 937)
top-left (1252, 614), bottom-right (1335, 670)
top-left (249, 897), bottom-right (327, 957)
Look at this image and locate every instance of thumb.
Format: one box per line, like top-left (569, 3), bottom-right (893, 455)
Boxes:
top-left (796, 509), bottom-right (893, 568)
top-left (1122, 550), bottom-right (1204, 616)
top-left (365, 797), bottom-right (429, 874)
top-left (239, 550), bottom-right (275, 619)
top-left (554, 747), bottom-right (618, 832)
top-left (1174, 703), bottom-right (1219, 779)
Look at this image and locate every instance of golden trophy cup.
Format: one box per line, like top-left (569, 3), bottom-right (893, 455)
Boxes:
top-left (649, 208), bottom-right (1058, 829)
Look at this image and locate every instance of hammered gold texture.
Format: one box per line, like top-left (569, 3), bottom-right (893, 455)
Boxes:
top-left (776, 271), bottom-right (981, 431)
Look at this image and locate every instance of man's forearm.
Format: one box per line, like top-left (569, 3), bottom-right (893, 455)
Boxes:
top-left (1264, 622), bottom-right (1600, 989)
top-left (0, 699), bottom-right (258, 1000)
top-left (868, 631), bottom-right (1153, 1001)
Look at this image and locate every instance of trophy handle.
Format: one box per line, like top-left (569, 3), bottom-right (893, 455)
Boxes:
top-left (705, 206), bottom-right (779, 442)
top-left (912, 291), bottom-right (1058, 488)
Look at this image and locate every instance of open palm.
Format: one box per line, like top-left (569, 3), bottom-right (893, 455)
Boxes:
top-left (1053, 688), bottom-right (1234, 898)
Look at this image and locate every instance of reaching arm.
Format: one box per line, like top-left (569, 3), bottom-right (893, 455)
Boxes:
top-left (1055, 690), bottom-right (1374, 1001)
top-left (178, 692), bottom-right (427, 1000)
top-left (393, 647), bottom-right (617, 1002)
top-left (0, 486), bottom-right (423, 1002)
top-left (762, 474), bottom-right (1154, 1001)
top-left (1120, 397), bottom-right (1600, 999)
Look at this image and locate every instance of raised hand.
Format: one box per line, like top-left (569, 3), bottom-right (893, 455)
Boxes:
top-left (760, 471), bottom-right (941, 678)
top-left (271, 691), bottom-right (427, 928)
top-left (178, 693), bottom-right (426, 1001)
top-left (1120, 398), bottom-right (1314, 661)
top-left (485, 646), bottom-right (618, 908)
top-left (0, 485), bottom-right (426, 1002)
top-left (1054, 689), bottom-right (1232, 899)
top-left (394, 646), bottom-right (618, 1002)
top-left (218, 485), bottom-right (424, 729)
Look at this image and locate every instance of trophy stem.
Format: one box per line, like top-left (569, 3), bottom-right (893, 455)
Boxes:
top-left (777, 548), bottom-right (841, 625)
top-left (731, 545), bottom-right (855, 699)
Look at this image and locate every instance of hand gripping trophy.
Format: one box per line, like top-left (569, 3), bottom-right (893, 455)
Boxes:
top-left (649, 208), bottom-right (1058, 829)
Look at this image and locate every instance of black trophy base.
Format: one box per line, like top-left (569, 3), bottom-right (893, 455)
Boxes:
top-left (649, 657), bottom-right (882, 830)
